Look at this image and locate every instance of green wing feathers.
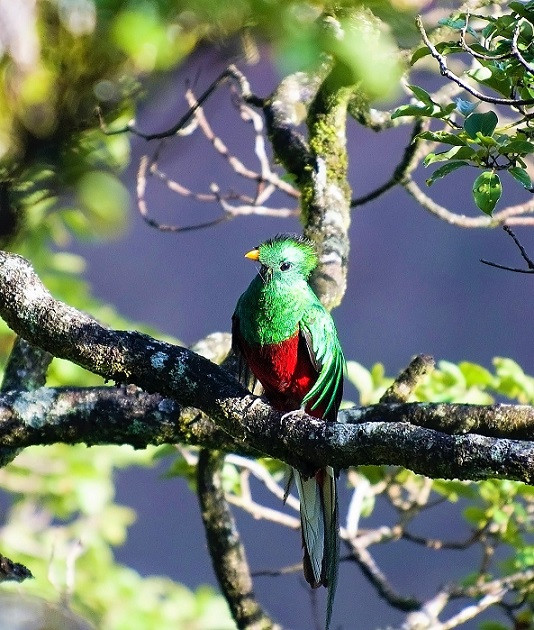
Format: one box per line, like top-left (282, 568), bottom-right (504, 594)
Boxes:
top-left (300, 303), bottom-right (345, 421)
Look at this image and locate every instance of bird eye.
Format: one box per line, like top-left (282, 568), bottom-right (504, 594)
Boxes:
top-left (280, 261), bottom-right (292, 271)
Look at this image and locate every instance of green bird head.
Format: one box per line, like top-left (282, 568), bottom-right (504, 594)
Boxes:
top-left (245, 234), bottom-right (318, 283)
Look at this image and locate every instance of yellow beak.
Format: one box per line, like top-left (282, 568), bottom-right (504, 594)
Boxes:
top-left (244, 248), bottom-right (260, 261)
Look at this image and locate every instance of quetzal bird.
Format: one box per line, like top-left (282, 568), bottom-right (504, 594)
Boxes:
top-left (232, 234), bottom-right (344, 628)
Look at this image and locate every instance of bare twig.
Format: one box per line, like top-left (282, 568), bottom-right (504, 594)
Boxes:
top-left (402, 176), bottom-right (534, 228)
top-left (402, 528), bottom-right (485, 551)
top-left (98, 65), bottom-right (261, 140)
top-left (351, 120), bottom-right (430, 208)
top-left (137, 155), bottom-right (230, 233)
top-left (186, 90), bottom-right (299, 199)
top-left (512, 19), bottom-right (534, 76)
top-left (481, 224), bottom-right (534, 272)
top-left (459, 12), bottom-right (513, 62)
top-left (252, 562), bottom-right (302, 578)
top-left (225, 454), bottom-right (300, 511)
top-left (134, 75), bottom-right (299, 233)
top-left (437, 591), bottom-right (505, 630)
top-left (226, 494), bottom-right (300, 529)
top-left (345, 541), bottom-right (421, 612)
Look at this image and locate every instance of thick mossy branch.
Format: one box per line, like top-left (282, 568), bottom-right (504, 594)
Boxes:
top-left (304, 70), bottom-right (353, 310)
top-left (0, 251), bottom-right (533, 483)
top-left (262, 54), bottom-right (351, 310)
top-left (197, 450), bottom-right (280, 630)
top-left (341, 404), bottom-right (534, 441)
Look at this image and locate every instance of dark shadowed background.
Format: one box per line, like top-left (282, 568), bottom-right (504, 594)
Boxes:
top-left (71, 47), bottom-right (533, 629)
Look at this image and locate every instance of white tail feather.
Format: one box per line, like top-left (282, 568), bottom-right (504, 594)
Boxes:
top-left (294, 466), bottom-right (338, 630)
top-left (294, 470), bottom-right (325, 584)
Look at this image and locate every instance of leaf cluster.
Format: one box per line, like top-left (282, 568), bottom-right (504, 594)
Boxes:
top-left (393, 3), bottom-right (534, 216)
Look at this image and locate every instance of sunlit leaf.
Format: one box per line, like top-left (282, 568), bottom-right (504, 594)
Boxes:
top-left (407, 84), bottom-right (434, 105)
top-left (416, 130), bottom-right (467, 146)
top-left (424, 146), bottom-right (476, 166)
top-left (499, 139), bottom-right (534, 155)
top-left (438, 17), bottom-right (477, 37)
top-left (463, 506), bottom-right (487, 526)
top-left (459, 362), bottom-right (495, 388)
top-left (472, 171), bottom-right (501, 215)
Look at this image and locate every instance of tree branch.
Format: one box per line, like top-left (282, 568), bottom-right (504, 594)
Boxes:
top-left (197, 449), bottom-right (280, 630)
top-left (0, 337), bottom-right (53, 466)
top-left (302, 60), bottom-right (354, 310)
top-left (2, 336), bottom-right (52, 392)
top-left (0, 251), bottom-right (534, 483)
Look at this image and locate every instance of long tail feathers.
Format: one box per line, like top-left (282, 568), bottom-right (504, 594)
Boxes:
top-left (294, 466), bottom-right (339, 630)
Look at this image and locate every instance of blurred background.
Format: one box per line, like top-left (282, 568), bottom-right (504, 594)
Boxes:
top-left (0, 1), bottom-right (533, 628)
top-left (73, 51), bottom-right (533, 629)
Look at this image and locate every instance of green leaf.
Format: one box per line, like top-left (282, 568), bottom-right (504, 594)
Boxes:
top-left (410, 46), bottom-right (430, 64)
top-left (479, 622), bottom-right (512, 630)
top-left (410, 42), bottom-right (463, 65)
top-left (510, 1), bottom-right (534, 19)
top-left (357, 465), bottom-right (387, 485)
top-left (499, 139), bottom-right (534, 155)
top-left (407, 84), bottom-right (434, 105)
top-left (432, 479), bottom-right (477, 501)
top-left (491, 507), bottom-right (509, 524)
top-left (493, 357), bottom-right (534, 403)
top-left (472, 171), bottom-right (502, 215)
top-left (76, 171), bottom-right (129, 238)
top-left (392, 101), bottom-right (456, 121)
top-left (346, 361), bottom-right (373, 400)
top-left (509, 166), bottom-right (532, 189)
top-left (514, 545), bottom-right (534, 569)
top-left (459, 362), bottom-right (495, 388)
top-left (426, 161), bottom-right (469, 186)
top-left (391, 104), bottom-right (432, 119)
top-left (438, 360), bottom-right (466, 387)
top-left (467, 64), bottom-right (513, 98)
top-left (416, 130), bottom-right (467, 146)
top-left (424, 146), bottom-right (476, 166)
top-left (464, 111), bottom-right (498, 139)
top-left (438, 17), bottom-right (478, 37)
